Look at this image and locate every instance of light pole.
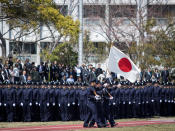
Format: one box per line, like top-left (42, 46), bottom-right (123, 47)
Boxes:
top-left (78, 0), bottom-right (83, 66)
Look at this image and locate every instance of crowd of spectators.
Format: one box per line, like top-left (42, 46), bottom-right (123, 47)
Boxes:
top-left (0, 57), bottom-right (172, 84)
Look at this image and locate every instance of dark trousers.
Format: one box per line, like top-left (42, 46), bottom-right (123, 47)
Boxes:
top-left (84, 101), bottom-right (102, 127)
top-left (40, 102), bottom-right (49, 122)
top-left (103, 101), bottom-right (115, 126)
top-left (6, 102), bottom-right (16, 122)
top-left (23, 102), bottom-right (32, 122)
top-left (60, 103), bottom-right (69, 121)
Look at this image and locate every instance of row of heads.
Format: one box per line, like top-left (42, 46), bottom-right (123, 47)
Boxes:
top-left (0, 81), bottom-right (87, 86)
top-left (90, 80), bottom-right (174, 86)
top-left (0, 80), bottom-right (174, 86)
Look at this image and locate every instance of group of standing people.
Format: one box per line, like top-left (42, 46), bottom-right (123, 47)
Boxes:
top-left (0, 79), bottom-right (175, 128)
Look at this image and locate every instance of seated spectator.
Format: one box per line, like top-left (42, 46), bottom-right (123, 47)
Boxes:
top-left (9, 66), bottom-right (14, 83)
top-left (27, 75), bottom-right (32, 83)
top-left (20, 70), bottom-right (27, 83)
top-left (31, 67), bottom-right (40, 82)
top-left (13, 63), bottom-right (20, 82)
top-left (67, 75), bottom-right (74, 84)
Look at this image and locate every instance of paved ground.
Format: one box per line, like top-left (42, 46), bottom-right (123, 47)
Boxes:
top-left (0, 120), bottom-right (175, 131)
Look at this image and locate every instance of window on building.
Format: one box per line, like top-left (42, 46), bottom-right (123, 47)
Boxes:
top-left (24, 43), bottom-right (36, 54)
top-left (84, 5), bottom-right (105, 18)
top-left (109, 5), bottom-right (136, 18)
top-left (9, 42), bottom-right (23, 55)
top-left (40, 42), bottom-right (51, 49)
top-left (148, 5), bottom-right (175, 18)
top-left (10, 42), bottom-right (37, 54)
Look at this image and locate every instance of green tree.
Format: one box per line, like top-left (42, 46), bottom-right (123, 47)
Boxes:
top-left (0, 0), bottom-right (79, 58)
top-left (128, 18), bottom-right (175, 69)
top-left (41, 42), bottom-right (78, 66)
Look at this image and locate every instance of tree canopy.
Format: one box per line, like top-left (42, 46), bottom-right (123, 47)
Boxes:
top-left (0, 0), bottom-right (79, 57)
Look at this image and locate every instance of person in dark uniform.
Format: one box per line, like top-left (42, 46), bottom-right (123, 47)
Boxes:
top-left (83, 80), bottom-right (104, 128)
top-left (32, 82), bottom-right (40, 121)
top-left (88, 81), bottom-right (105, 127)
top-left (102, 82), bottom-right (117, 127)
top-left (140, 82), bottom-right (146, 118)
top-left (128, 82), bottom-right (134, 118)
top-left (16, 82), bottom-right (24, 121)
top-left (114, 82), bottom-right (121, 119)
top-left (4, 81), bottom-right (16, 122)
top-left (23, 82), bottom-right (33, 122)
top-left (59, 83), bottom-right (70, 121)
top-left (134, 82), bottom-right (141, 118)
top-left (124, 82), bottom-right (130, 118)
top-left (160, 83), bottom-right (166, 116)
top-left (152, 81), bottom-right (161, 116)
top-left (68, 83), bottom-right (76, 120)
top-left (49, 82), bottom-right (56, 121)
top-left (55, 82), bottom-right (61, 121)
top-left (39, 82), bottom-right (50, 122)
top-left (120, 82), bottom-right (126, 118)
top-left (78, 83), bottom-right (88, 121)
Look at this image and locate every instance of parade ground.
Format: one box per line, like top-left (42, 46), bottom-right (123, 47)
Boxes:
top-left (0, 117), bottom-right (175, 131)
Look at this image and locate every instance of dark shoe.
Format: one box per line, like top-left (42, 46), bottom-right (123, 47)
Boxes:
top-left (98, 124), bottom-right (105, 128)
top-left (89, 124), bottom-right (95, 127)
top-left (111, 123), bottom-right (118, 127)
top-left (83, 124), bottom-right (88, 128)
top-left (104, 123), bottom-right (110, 127)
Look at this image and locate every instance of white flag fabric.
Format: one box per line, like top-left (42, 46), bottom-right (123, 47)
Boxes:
top-left (108, 46), bottom-right (140, 83)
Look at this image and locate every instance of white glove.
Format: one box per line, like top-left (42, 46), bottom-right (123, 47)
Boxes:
top-left (13, 103), bottom-right (16, 107)
top-left (4, 103), bottom-right (6, 107)
top-left (165, 100), bottom-right (167, 102)
top-left (39, 103), bottom-right (40, 106)
top-left (0, 103), bottom-right (1, 106)
top-left (113, 102), bottom-right (116, 105)
top-left (133, 101), bottom-right (135, 104)
top-left (160, 100), bottom-right (162, 103)
top-left (123, 102), bottom-right (125, 104)
top-left (47, 103), bottom-right (49, 107)
top-left (58, 104), bottom-right (61, 107)
top-left (138, 103), bottom-right (141, 105)
top-left (36, 102), bottom-right (38, 105)
top-left (171, 100), bottom-right (174, 103)
top-left (146, 101), bottom-right (148, 104)
top-left (78, 103), bottom-right (80, 106)
top-left (29, 103), bottom-right (32, 106)
top-left (20, 103), bottom-right (23, 106)
top-left (168, 100), bottom-right (170, 103)
top-left (72, 102), bottom-right (75, 105)
top-left (53, 103), bottom-right (55, 106)
top-left (129, 102), bottom-right (131, 104)
top-left (110, 96), bottom-right (113, 100)
top-left (151, 100), bottom-right (154, 102)
top-left (67, 103), bottom-right (70, 107)
top-left (95, 95), bottom-right (101, 100)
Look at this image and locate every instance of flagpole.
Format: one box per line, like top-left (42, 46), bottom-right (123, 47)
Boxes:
top-left (78, 0), bottom-right (83, 66)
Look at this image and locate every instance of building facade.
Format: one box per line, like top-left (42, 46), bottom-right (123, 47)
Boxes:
top-left (0, 0), bottom-right (175, 65)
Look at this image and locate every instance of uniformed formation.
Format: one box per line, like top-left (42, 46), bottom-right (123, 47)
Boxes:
top-left (0, 80), bottom-right (175, 125)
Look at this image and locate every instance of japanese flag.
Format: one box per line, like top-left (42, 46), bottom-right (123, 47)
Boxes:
top-left (108, 46), bottom-right (140, 83)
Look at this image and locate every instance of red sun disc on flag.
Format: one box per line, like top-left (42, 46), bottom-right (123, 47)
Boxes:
top-left (118, 58), bottom-right (132, 72)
